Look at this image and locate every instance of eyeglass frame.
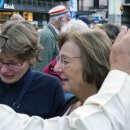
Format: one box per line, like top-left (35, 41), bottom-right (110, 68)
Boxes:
top-left (56, 55), bottom-right (81, 68)
top-left (0, 60), bottom-right (24, 70)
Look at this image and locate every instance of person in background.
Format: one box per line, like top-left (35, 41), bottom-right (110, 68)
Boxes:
top-left (61, 19), bottom-right (89, 32)
top-left (34, 5), bottom-right (71, 71)
top-left (0, 20), bottom-right (64, 119)
top-left (101, 23), bottom-right (121, 43)
top-left (91, 23), bottom-right (121, 44)
top-left (0, 26), bottom-right (129, 130)
top-left (10, 13), bottom-right (25, 21)
top-left (43, 19), bottom-right (89, 100)
top-left (32, 23), bottom-right (39, 31)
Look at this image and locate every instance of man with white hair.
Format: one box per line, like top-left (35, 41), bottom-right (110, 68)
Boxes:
top-left (34, 5), bottom-right (71, 71)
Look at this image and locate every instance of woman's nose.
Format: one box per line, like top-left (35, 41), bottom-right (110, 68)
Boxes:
top-left (0, 65), bottom-right (10, 73)
top-left (54, 61), bottom-right (63, 73)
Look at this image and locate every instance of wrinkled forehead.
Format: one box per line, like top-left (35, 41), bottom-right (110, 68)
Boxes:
top-left (60, 39), bottom-right (81, 57)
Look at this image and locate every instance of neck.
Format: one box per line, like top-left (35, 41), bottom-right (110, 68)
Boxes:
top-left (75, 83), bottom-right (98, 104)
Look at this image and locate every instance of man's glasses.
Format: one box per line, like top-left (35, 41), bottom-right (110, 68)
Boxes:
top-left (0, 61), bottom-right (24, 70)
top-left (56, 55), bottom-right (80, 68)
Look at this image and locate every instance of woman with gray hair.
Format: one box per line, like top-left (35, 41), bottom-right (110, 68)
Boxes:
top-left (54, 29), bottom-right (112, 115)
top-left (0, 20), bottom-right (65, 118)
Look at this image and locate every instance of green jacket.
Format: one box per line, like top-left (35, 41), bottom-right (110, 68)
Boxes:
top-left (34, 23), bottom-right (59, 71)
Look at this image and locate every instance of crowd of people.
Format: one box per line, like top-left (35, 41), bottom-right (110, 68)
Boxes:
top-left (0, 4), bottom-right (130, 130)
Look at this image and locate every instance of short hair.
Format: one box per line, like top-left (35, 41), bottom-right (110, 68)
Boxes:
top-left (61, 19), bottom-right (89, 33)
top-left (101, 23), bottom-right (121, 42)
top-left (58, 30), bottom-right (112, 90)
top-left (0, 20), bottom-right (42, 63)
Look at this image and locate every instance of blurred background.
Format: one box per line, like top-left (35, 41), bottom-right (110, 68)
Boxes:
top-left (0, 0), bottom-right (130, 28)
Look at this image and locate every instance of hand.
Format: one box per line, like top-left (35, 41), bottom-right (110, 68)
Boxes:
top-left (110, 26), bottom-right (130, 74)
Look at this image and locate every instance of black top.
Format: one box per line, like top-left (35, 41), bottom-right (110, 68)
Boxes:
top-left (0, 68), bottom-right (65, 118)
top-left (58, 96), bottom-right (79, 116)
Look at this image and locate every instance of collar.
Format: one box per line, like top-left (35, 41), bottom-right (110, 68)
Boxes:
top-left (49, 23), bottom-right (59, 34)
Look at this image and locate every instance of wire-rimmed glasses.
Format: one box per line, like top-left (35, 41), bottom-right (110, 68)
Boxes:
top-left (56, 55), bottom-right (80, 69)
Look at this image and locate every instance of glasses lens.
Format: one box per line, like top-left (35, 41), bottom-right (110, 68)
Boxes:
top-left (56, 55), bottom-right (65, 69)
top-left (0, 61), bottom-right (23, 70)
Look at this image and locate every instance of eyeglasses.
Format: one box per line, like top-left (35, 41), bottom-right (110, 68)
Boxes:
top-left (56, 55), bottom-right (80, 68)
top-left (0, 34), bottom-right (9, 51)
top-left (0, 61), bottom-right (24, 70)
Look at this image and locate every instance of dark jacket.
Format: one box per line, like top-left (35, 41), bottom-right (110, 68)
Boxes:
top-left (0, 68), bottom-right (64, 119)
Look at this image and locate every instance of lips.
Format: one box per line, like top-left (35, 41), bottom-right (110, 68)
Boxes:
top-left (2, 74), bottom-right (14, 79)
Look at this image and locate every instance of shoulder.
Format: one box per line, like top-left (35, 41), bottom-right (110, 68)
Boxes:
top-left (33, 70), bottom-right (60, 83)
top-left (39, 29), bottom-right (55, 41)
top-left (38, 27), bottom-right (50, 35)
top-left (31, 70), bottom-right (62, 89)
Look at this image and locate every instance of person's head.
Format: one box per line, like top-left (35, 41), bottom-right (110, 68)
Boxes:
top-left (10, 14), bottom-right (25, 21)
top-left (61, 19), bottom-right (89, 33)
top-left (54, 30), bottom-right (112, 101)
top-left (101, 23), bottom-right (121, 43)
top-left (0, 20), bottom-right (42, 84)
top-left (48, 5), bottom-right (71, 31)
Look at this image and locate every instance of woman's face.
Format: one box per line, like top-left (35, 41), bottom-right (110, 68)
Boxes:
top-left (54, 40), bottom-right (87, 93)
top-left (0, 54), bottom-right (30, 84)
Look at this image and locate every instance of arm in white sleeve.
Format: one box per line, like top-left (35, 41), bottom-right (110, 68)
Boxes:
top-left (0, 70), bottom-right (130, 130)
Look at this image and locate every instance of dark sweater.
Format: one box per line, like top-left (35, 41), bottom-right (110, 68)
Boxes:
top-left (0, 68), bottom-right (65, 118)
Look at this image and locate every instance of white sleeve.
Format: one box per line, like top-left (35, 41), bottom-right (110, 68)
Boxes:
top-left (0, 70), bottom-right (130, 130)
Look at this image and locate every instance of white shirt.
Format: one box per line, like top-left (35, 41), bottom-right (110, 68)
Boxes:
top-left (0, 70), bottom-right (130, 130)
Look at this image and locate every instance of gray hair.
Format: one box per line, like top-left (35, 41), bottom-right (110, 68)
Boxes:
top-left (61, 19), bottom-right (89, 33)
top-left (58, 30), bottom-right (112, 90)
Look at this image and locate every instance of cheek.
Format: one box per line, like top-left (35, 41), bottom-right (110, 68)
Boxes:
top-left (69, 64), bottom-right (83, 83)
top-left (63, 65), bottom-right (73, 77)
top-left (64, 65), bottom-right (81, 80)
